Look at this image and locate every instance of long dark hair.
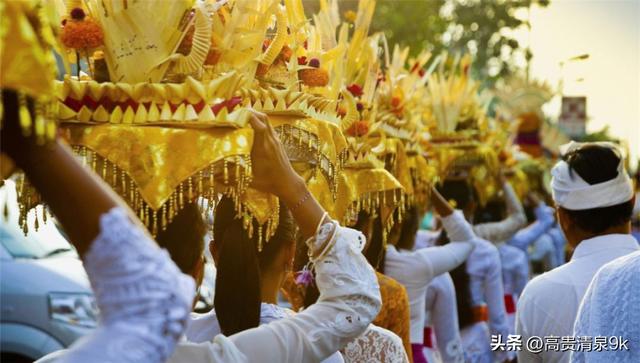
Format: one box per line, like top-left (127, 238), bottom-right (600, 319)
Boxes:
top-left (437, 230), bottom-right (475, 329)
top-left (365, 215), bottom-right (386, 271)
top-left (155, 202), bottom-right (206, 275)
top-left (438, 179), bottom-right (476, 212)
top-left (213, 196), bottom-right (295, 336)
top-left (352, 210), bottom-right (386, 271)
top-left (396, 205), bottom-right (419, 251)
top-left (474, 199), bottom-right (506, 225)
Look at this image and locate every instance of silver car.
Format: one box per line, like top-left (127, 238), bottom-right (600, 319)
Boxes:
top-left (0, 184), bottom-right (97, 362)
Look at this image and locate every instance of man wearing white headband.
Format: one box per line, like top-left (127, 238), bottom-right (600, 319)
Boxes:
top-left (516, 142), bottom-right (638, 363)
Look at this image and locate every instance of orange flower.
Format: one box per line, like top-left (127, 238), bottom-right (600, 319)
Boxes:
top-left (391, 96), bottom-right (404, 116)
top-left (61, 18), bottom-right (104, 50)
top-left (298, 68), bottom-right (329, 87)
top-left (346, 120), bottom-right (369, 137)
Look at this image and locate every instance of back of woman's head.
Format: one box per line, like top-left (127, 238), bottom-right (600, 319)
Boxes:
top-left (364, 216), bottom-right (386, 271)
top-left (438, 179), bottom-right (475, 212)
top-left (474, 199), bottom-right (506, 224)
top-left (155, 202), bottom-right (206, 276)
top-left (396, 205), bottom-right (419, 251)
top-left (213, 196), bottom-right (295, 336)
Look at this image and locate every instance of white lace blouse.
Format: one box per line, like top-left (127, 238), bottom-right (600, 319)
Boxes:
top-left (39, 208), bottom-right (196, 363)
top-left (342, 324), bottom-right (409, 363)
top-left (571, 250), bottom-right (640, 363)
top-left (168, 220), bottom-right (382, 362)
top-left (185, 303), bottom-right (345, 363)
top-left (187, 300), bottom-right (407, 363)
top-left (499, 243), bottom-right (529, 297)
top-left (460, 322), bottom-right (493, 363)
top-left (385, 211), bottom-right (475, 344)
top-left (38, 211), bottom-right (381, 363)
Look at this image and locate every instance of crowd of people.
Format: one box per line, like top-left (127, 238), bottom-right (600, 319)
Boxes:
top-left (1, 1), bottom-right (639, 363)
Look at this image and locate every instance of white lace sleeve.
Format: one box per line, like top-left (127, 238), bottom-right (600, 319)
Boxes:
top-left (167, 222), bottom-right (382, 363)
top-left (56, 208), bottom-right (195, 363)
top-left (571, 251), bottom-right (640, 363)
top-left (342, 324), bottom-right (409, 363)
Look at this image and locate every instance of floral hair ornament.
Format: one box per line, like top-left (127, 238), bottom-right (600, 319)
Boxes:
top-left (295, 212), bottom-right (338, 287)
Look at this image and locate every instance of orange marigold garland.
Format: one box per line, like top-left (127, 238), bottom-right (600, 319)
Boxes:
top-left (61, 7), bottom-right (104, 78)
top-left (61, 8), bottom-right (104, 50)
top-left (298, 58), bottom-right (329, 87)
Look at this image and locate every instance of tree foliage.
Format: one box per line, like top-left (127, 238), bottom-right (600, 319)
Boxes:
top-left (444, 0), bottom-right (548, 86)
top-left (303, 0), bottom-right (550, 86)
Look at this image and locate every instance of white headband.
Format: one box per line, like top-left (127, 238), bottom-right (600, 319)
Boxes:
top-left (551, 141), bottom-right (633, 210)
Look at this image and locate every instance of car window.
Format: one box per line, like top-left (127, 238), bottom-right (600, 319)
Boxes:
top-left (0, 182), bottom-right (76, 259)
top-left (0, 224), bottom-right (46, 258)
top-left (0, 220), bottom-right (77, 259)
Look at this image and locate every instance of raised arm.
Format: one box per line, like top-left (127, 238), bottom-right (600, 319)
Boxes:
top-left (169, 207), bottom-right (382, 362)
top-left (415, 187), bottom-right (475, 277)
top-left (508, 202), bottom-right (555, 251)
top-left (3, 91), bottom-right (196, 363)
top-left (167, 112), bottom-right (381, 362)
top-left (473, 180), bottom-right (527, 243)
top-left (236, 113), bottom-right (381, 360)
top-left (2, 91), bottom-right (120, 254)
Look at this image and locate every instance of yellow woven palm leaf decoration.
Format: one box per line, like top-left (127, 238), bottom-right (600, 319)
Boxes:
top-left (85, 0), bottom-right (194, 83)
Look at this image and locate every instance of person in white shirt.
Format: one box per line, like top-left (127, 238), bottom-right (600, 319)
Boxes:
top-left (437, 179), bottom-right (511, 363)
top-left (508, 200), bottom-right (556, 255)
top-left (423, 273), bottom-right (465, 363)
top-left (571, 250), bottom-right (640, 363)
top-left (186, 196), bottom-right (345, 363)
top-left (294, 212), bottom-right (410, 363)
top-left (548, 224), bottom-right (567, 266)
top-left (472, 185), bottom-right (529, 347)
top-left (413, 222), bottom-right (465, 363)
top-left (384, 187), bottom-right (476, 363)
top-left (2, 89), bottom-right (195, 363)
top-left (472, 177), bottom-right (527, 244)
top-left (31, 110), bottom-right (382, 363)
top-left (516, 142), bottom-right (638, 363)
top-left (529, 232), bottom-right (557, 270)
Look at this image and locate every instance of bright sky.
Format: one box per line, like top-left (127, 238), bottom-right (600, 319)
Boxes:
top-left (515, 0), bottom-right (640, 164)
